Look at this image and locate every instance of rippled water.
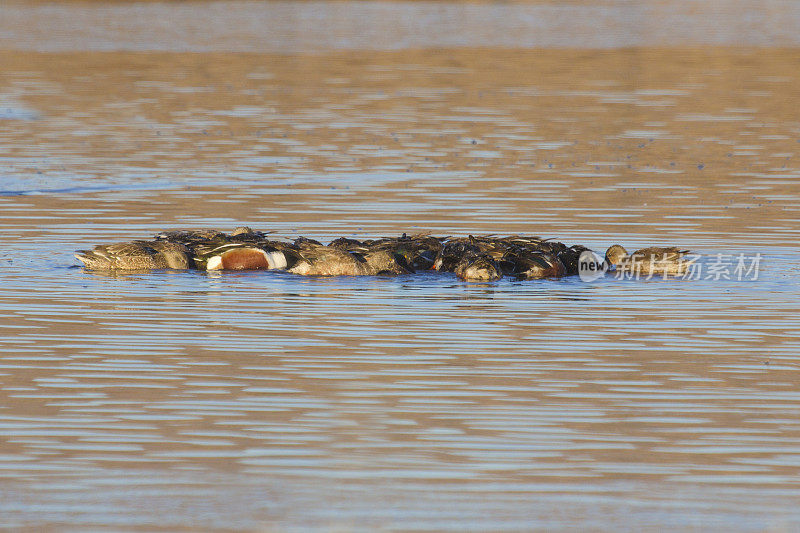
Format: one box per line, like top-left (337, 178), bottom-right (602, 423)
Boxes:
top-left (2, 2), bottom-right (800, 531)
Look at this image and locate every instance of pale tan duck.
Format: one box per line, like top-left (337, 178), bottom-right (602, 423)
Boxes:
top-left (75, 240), bottom-right (191, 270)
top-left (605, 244), bottom-right (692, 276)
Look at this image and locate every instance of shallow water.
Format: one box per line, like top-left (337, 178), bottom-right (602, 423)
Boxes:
top-left (2, 2), bottom-right (800, 531)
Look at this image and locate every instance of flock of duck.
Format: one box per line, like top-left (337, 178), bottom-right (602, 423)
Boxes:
top-left (75, 227), bottom-right (690, 281)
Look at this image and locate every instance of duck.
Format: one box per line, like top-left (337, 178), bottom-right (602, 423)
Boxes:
top-left (551, 243), bottom-right (593, 276)
top-left (288, 238), bottom-right (411, 277)
top-left (502, 249), bottom-right (566, 280)
top-left (605, 244), bottom-right (691, 276)
top-left (75, 240), bottom-right (191, 270)
top-left (453, 253), bottom-right (504, 281)
top-left (500, 236), bottom-right (598, 276)
top-left (76, 227), bottom-right (265, 271)
top-left (433, 238), bottom-right (473, 273)
top-left (433, 236), bottom-right (499, 272)
top-left (330, 233), bottom-right (442, 271)
top-left (490, 236), bottom-right (572, 278)
top-left (433, 236), bottom-right (508, 281)
top-left (360, 248), bottom-right (414, 275)
top-left (435, 235), bottom-right (576, 280)
top-left (156, 226), bottom-right (299, 271)
top-left (194, 241), bottom-right (295, 271)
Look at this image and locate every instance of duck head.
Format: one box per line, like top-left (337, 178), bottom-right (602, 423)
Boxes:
top-left (605, 244), bottom-right (629, 266)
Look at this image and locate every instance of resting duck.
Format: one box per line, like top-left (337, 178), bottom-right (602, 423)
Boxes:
top-left (605, 244), bottom-right (691, 276)
top-left (435, 235), bottom-right (578, 280)
top-left (75, 240), bottom-right (191, 270)
top-left (288, 238), bottom-right (411, 277)
top-left (434, 236), bottom-right (501, 269)
top-left (502, 249), bottom-right (566, 280)
top-left (496, 236), bottom-right (588, 279)
top-left (453, 253), bottom-right (503, 281)
top-left (435, 236), bottom-right (518, 281)
top-left (359, 249), bottom-right (414, 275)
top-left (330, 233), bottom-right (442, 271)
top-left (77, 227), bottom-right (295, 272)
top-left (157, 227), bottom-right (297, 271)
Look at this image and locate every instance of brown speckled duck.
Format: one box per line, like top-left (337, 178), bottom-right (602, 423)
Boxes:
top-left (75, 240), bottom-right (191, 270)
top-left (288, 237), bottom-right (412, 277)
top-left (330, 233), bottom-right (441, 272)
top-left (605, 244), bottom-right (692, 276)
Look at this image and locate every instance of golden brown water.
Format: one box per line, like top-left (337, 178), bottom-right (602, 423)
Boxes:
top-left (2, 2), bottom-right (800, 531)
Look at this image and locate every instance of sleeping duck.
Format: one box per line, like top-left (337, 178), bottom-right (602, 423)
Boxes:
top-left (605, 244), bottom-right (692, 276)
top-left (75, 240), bottom-right (191, 270)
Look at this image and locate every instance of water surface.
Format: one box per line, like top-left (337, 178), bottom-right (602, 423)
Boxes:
top-left (2, 2), bottom-right (800, 531)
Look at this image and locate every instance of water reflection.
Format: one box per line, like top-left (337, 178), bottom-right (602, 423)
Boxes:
top-left (5, 51), bottom-right (798, 245)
